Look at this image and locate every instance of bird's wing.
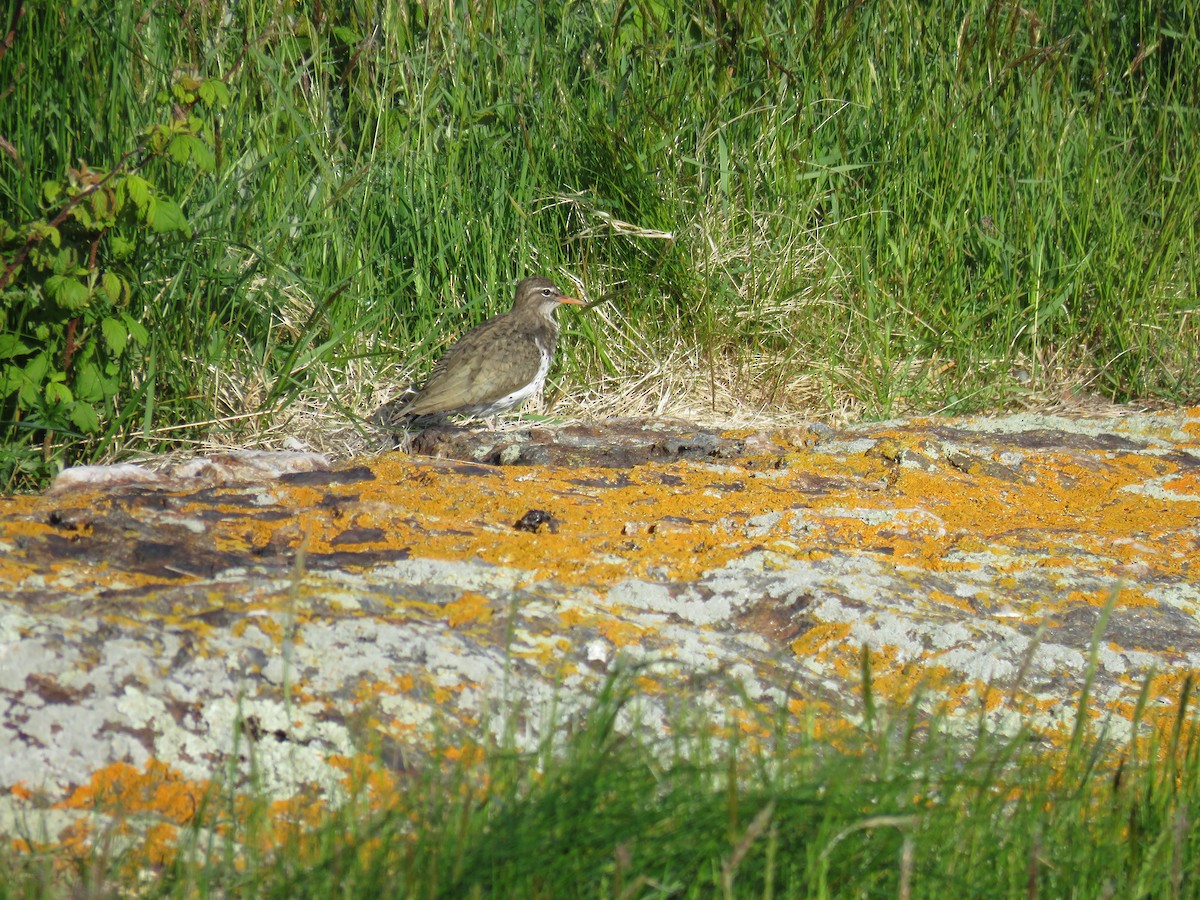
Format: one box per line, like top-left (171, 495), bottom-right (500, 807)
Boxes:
top-left (400, 319), bottom-right (546, 415)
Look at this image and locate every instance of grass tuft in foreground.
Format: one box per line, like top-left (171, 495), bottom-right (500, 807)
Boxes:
top-left (4, 664), bottom-right (1199, 897)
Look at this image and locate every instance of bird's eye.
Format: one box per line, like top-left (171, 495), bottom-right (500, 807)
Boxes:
top-left (542, 289), bottom-right (552, 296)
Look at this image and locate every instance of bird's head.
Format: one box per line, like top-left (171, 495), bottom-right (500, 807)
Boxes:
top-left (513, 276), bottom-right (583, 318)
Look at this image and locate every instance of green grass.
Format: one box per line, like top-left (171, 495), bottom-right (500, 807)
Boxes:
top-left (4, 664), bottom-right (1198, 898)
top-left (1, 0), bottom-right (1198, 489)
top-left (3, 4), bottom-right (1198, 891)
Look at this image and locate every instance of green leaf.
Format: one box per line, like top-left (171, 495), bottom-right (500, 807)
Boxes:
top-left (101, 271), bottom-right (122, 302)
top-left (146, 123), bottom-right (170, 153)
top-left (1, 363), bottom-right (20, 396)
top-left (45, 380), bottom-right (73, 405)
top-left (45, 274), bottom-right (91, 311)
top-left (70, 401), bottom-right (101, 433)
top-left (146, 197), bottom-right (189, 234)
top-left (42, 181), bottom-right (63, 203)
top-left (109, 182), bottom-right (126, 216)
top-left (101, 316), bottom-right (128, 356)
top-left (167, 134), bottom-right (192, 165)
top-left (32, 222), bottom-right (61, 248)
top-left (44, 247), bottom-right (76, 276)
top-left (89, 189), bottom-right (115, 225)
top-left (110, 234), bottom-right (136, 258)
top-left (74, 362), bottom-right (106, 402)
top-left (24, 352), bottom-right (50, 384)
top-left (190, 137), bottom-right (215, 172)
top-left (18, 378), bottom-right (40, 407)
top-left (0, 334), bottom-right (31, 359)
top-left (125, 174), bottom-right (152, 210)
top-left (166, 134), bottom-right (215, 172)
top-left (122, 312), bottom-right (149, 345)
top-left (198, 78), bottom-right (230, 108)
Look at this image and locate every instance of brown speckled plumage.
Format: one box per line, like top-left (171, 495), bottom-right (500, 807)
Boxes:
top-left (393, 276), bottom-right (582, 421)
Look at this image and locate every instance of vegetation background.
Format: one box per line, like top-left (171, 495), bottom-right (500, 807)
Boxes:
top-left (1, 0), bottom-right (1197, 491)
top-left (2, 3), bottom-right (1199, 893)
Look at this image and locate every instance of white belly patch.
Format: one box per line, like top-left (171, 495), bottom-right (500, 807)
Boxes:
top-left (467, 339), bottom-right (552, 417)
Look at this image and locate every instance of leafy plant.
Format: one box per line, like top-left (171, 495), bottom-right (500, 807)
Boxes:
top-left (0, 4), bottom-right (229, 488)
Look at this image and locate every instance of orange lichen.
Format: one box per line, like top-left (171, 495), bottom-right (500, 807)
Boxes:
top-left (55, 818), bottom-right (93, 856)
top-left (230, 612), bottom-right (295, 643)
top-left (943, 678), bottom-right (1010, 714)
top-left (142, 823), bottom-right (180, 865)
top-left (512, 635), bottom-right (574, 668)
top-left (432, 683), bottom-right (466, 704)
top-left (1112, 587), bottom-right (1158, 608)
top-left (557, 606), bottom-right (590, 628)
top-left (0, 516), bottom-right (59, 542)
top-left (791, 622), bottom-right (853, 657)
top-left (864, 651), bottom-right (954, 711)
top-left (596, 618), bottom-right (646, 647)
top-left (634, 675), bottom-right (664, 695)
top-left (443, 591), bottom-right (493, 628)
top-left (55, 760), bottom-right (207, 826)
top-left (31, 761), bottom-right (213, 866)
top-left (443, 742), bottom-right (484, 765)
top-left (3, 415), bottom-right (1200, 864)
top-left (926, 588), bottom-right (977, 614)
top-left (9, 418), bottom-right (1199, 614)
top-left (328, 753), bottom-right (403, 811)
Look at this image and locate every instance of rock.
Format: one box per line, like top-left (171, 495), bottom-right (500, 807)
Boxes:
top-left (3, 409), bottom-right (1200, 855)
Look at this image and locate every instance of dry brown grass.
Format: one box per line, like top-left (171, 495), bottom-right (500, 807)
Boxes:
top-left (94, 189), bottom-right (1170, 471)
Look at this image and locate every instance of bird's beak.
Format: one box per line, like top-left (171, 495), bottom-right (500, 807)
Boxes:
top-left (557, 296), bottom-right (585, 306)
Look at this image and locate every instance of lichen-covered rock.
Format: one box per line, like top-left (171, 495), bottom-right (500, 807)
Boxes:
top-left (2, 411), bottom-right (1199, 857)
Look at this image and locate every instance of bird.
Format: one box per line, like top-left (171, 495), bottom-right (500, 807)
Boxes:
top-left (380, 276), bottom-right (583, 426)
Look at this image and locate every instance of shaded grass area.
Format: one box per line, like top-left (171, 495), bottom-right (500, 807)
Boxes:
top-left (1, 0), bottom-right (1198, 488)
top-left (4, 666), bottom-right (1199, 898)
